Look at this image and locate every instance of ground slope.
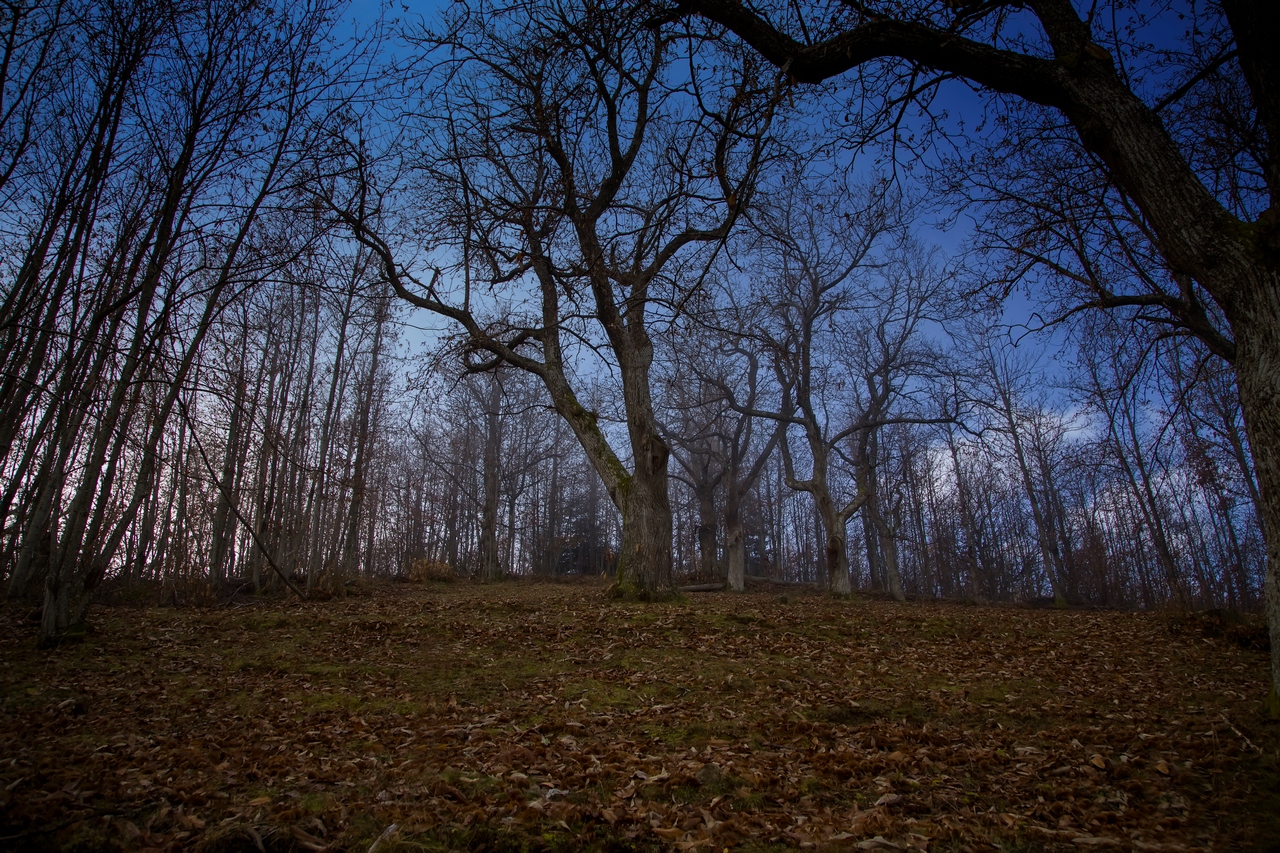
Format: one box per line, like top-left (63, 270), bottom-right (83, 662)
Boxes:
top-left (0, 580), bottom-right (1275, 851)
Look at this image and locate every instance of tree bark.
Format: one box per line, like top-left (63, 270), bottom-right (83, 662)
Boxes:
top-left (695, 470), bottom-right (720, 580)
top-left (1230, 290), bottom-right (1280, 716)
top-left (615, 439), bottom-right (674, 597)
top-left (813, 491), bottom-right (852, 596)
top-left (724, 488), bottom-right (746, 592)
top-left (343, 302), bottom-right (386, 577)
top-left (613, 351), bottom-right (674, 596)
top-left (478, 376), bottom-right (503, 583)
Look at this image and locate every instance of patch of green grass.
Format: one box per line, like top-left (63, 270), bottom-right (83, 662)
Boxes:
top-left (664, 771), bottom-right (742, 806)
top-left (558, 678), bottom-right (637, 713)
top-left (54, 820), bottom-right (117, 853)
top-left (798, 774), bottom-right (827, 795)
top-left (237, 613), bottom-right (295, 632)
top-left (302, 691), bottom-right (362, 713)
top-left (639, 720), bottom-right (738, 749)
top-left (302, 662), bottom-right (348, 677)
top-left (817, 696), bottom-right (935, 726)
top-left (227, 656), bottom-right (289, 675)
top-left (729, 787), bottom-right (767, 812)
top-left (965, 678), bottom-right (1055, 707)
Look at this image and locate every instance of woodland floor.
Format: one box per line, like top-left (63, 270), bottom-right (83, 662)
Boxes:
top-left (0, 579), bottom-right (1276, 853)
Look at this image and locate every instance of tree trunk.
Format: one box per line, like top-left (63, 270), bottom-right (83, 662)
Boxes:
top-left (307, 291), bottom-right (354, 590)
top-left (211, 372), bottom-right (246, 586)
top-left (696, 475), bottom-right (719, 580)
top-left (875, 512), bottom-right (905, 602)
top-left (1230, 296), bottom-right (1280, 717)
top-left (536, 340), bottom-right (674, 597)
top-left (478, 377), bottom-right (502, 582)
top-left (38, 557), bottom-right (96, 646)
top-left (867, 494), bottom-right (905, 602)
top-left (814, 494), bottom-right (851, 595)
top-left (343, 306), bottom-right (386, 576)
top-left (860, 502), bottom-right (880, 592)
top-left (612, 426), bottom-right (673, 599)
top-left (724, 486), bottom-right (746, 592)
top-left (824, 531), bottom-right (851, 595)
top-left (7, 453), bottom-right (55, 601)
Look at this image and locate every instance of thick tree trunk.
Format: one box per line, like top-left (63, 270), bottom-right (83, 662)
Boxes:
top-left (538, 329), bottom-right (674, 598)
top-left (613, 427), bottom-right (673, 599)
top-left (1229, 288), bottom-right (1280, 717)
top-left (724, 487), bottom-right (745, 592)
top-left (824, 532), bottom-right (851, 595)
top-left (814, 495), bottom-right (851, 595)
top-left (696, 479), bottom-right (719, 580)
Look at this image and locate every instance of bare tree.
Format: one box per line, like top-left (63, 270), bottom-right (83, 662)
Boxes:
top-left (683, 0), bottom-right (1280, 712)
top-left (978, 342), bottom-right (1078, 606)
top-left (741, 178), bottom-right (948, 595)
top-left (690, 338), bottom-right (786, 592)
top-left (329, 0), bottom-right (780, 597)
top-left (0, 0), bottom-right (354, 639)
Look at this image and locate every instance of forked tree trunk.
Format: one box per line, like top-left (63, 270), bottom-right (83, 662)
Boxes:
top-left (613, 426), bottom-right (673, 599)
top-left (814, 494), bottom-right (851, 595)
top-left (519, 290), bottom-right (678, 598)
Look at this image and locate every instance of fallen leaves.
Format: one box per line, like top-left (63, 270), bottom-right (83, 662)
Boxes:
top-left (0, 580), bottom-right (1275, 850)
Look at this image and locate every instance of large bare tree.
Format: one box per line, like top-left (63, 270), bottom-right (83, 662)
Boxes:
top-left (682, 0), bottom-right (1280, 711)
top-left (724, 177), bottom-right (950, 594)
top-left (332, 0), bottom-right (779, 597)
